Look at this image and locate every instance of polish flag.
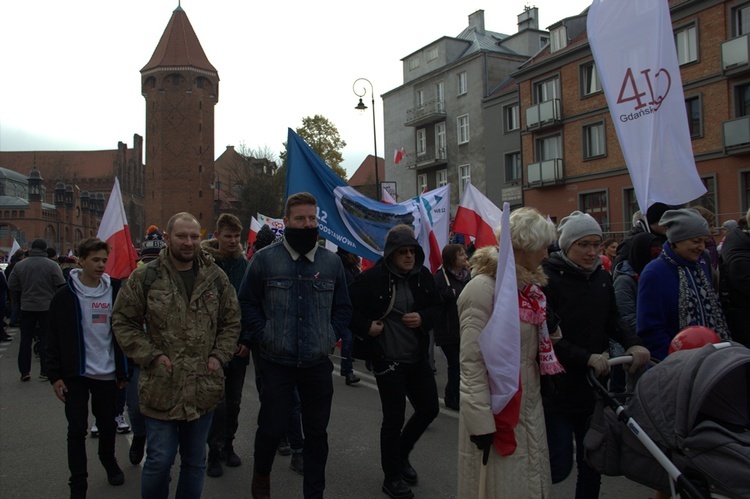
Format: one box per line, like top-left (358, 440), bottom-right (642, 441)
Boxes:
top-left (9, 238), bottom-right (21, 259)
top-left (97, 178), bottom-right (137, 279)
top-left (453, 183), bottom-right (502, 248)
top-left (416, 197), bottom-right (442, 273)
top-left (247, 216), bottom-right (262, 246)
top-left (381, 186), bottom-right (397, 205)
top-left (393, 147), bottom-right (406, 165)
top-left (478, 202), bottom-right (522, 456)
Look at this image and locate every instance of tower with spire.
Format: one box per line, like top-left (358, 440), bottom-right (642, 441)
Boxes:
top-left (141, 5), bottom-right (219, 229)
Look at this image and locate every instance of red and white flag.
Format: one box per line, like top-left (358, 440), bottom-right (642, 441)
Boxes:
top-left (478, 202), bottom-right (522, 455)
top-left (97, 178), bottom-right (137, 279)
top-left (9, 238), bottom-right (21, 259)
top-left (381, 186), bottom-right (397, 205)
top-left (587, 0), bottom-right (706, 213)
top-left (247, 216), bottom-right (262, 247)
top-left (416, 197), bottom-right (442, 273)
top-left (453, 183), bottom-right (502, 249)
top-left (393, 147), bottom-right (406, 165)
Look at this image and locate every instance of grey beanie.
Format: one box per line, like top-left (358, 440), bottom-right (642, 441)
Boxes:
top-left (558, 211), bottom-right (603, 251)
top-left (722, 219), bottom-right (738, 230)
top-left (659, 209), bottom-right (710, 243)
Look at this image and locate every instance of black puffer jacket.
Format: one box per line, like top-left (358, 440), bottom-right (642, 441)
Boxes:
top-left (541, 252), bottom-right (642, 414)
top-left (719, 228), bottom-right (750, 347)
top-left (348, 230), bottom-right (441, 361)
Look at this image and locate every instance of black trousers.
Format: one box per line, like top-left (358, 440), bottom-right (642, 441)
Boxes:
top-left (18, 310), bottom-right (48, 375)
top-left (207, 362), bottom-right (247, 450)
top-left (64, 377), bottom-right (118, 491)
top-left (372, 357), bottom-right (439, 481)
top-left (254, 357), bottom-right (333, 499)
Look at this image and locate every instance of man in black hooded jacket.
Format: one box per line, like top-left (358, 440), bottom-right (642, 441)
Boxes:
top-left (348, 225), bottom-right (441, 499)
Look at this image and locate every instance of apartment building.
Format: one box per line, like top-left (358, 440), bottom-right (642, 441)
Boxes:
top-left (382, 8), bottom-right (549, 213)
top-left (513, 0), bottom-right (750, 233)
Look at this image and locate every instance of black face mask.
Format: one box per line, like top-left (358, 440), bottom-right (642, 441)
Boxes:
top-left (284, 227), bottom-right (319, 255)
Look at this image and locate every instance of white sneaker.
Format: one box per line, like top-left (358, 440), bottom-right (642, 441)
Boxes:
top-left (90, 423), bottom-right (99, 438)
top-left (115, 413), bottom-right (130, 434)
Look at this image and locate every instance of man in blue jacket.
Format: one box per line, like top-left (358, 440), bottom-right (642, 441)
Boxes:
top-left (46, 237), bottom-right (128, 499)
top-left (239, 192), bottom-right (352, 499)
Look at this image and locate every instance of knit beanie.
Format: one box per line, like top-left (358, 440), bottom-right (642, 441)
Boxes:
top-left (722, 219), bottom-right (738, 230)
top-left (557, 211), bottom-right (603, 251)
top-left (254, 224), bottom-right (276, 251)
top-left (141, 225), bottom-right (166, 257)
top-left (646, 202), bottom-right (672, 226)
top-left (659, 209), bottom-right (710, 243)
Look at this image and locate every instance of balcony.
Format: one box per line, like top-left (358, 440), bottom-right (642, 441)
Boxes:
top-left (721, 34), bottom-right (750, 75)
top-left (526, 158), bottom-right (564, 185)
top-left (405, 100), bottom-right (447, 127)
top-left (723, 116), bottom-right (750, 153)
top-left (525, 99), bottom-right (561, 129)
top-left (405, 148), bottom-right (448, 170)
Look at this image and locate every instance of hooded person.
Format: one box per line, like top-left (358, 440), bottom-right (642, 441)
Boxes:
top-left (612, 202), bottom-right (672, 269)
top-left (541, 211), bottom-right (648, 498)
top-left (348, 224), bottom-right (442, 499)
top-left (637, 208), bottom-right (731, 360)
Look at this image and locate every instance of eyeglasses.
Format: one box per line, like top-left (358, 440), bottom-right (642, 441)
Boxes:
top-left (574, 241), bottom-right (603, 251)
top-left (397, 248), bottom-right (416, 255)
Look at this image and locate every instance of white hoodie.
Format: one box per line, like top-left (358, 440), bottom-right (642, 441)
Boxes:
top-left (70, 269), bottom-right (116, 380)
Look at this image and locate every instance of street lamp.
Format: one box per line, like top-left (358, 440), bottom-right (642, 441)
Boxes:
top-left (352, 77), bottom-right (380, 201)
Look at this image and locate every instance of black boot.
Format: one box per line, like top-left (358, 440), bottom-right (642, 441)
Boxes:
top-left (382, 478), bottom-right (414, 499)
top-left (222, 441), bottom-right (241, 467)
top-left (207, 448), bottom-right (223, 477)
top-left (129, 435), bottom-right (146, 465)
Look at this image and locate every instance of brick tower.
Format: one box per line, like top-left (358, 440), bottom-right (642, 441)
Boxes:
top-left (141, 5), bottom-right (219, 230)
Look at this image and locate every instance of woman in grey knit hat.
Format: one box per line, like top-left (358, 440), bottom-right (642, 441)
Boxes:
top-left (636, 208), bottom-right (731, 361)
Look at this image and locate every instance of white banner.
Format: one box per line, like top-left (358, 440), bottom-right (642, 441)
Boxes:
top-left (587, 0), bottom-right (706, 213)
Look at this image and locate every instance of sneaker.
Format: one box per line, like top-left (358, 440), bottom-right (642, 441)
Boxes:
top-left (344, 372), bottom-right (361, 385)
top-left (104, 461), bottom-right (124, 486)
top-left (222, 443), bottom-right (241, 467)
top-left (90, 423), bottom-right (99, 438)
top-left (21, 373), bottom-right (31, 382)
top-left (289, 452), bottom-right (304, 475)
top-left (207, 450), bottom-right (223, 477)
top-left (382, 478), bottom-right (414, 499)
top-left (115, 414), bottom-right (130, 434)
top-left (0, 335), bottom-right (12, 342)
top-left (277, 437), bottom-right (291, 456)
top-left (129, 435), bottom-right (146, 465)
top-left (39, 372), bottom-right (48, 381)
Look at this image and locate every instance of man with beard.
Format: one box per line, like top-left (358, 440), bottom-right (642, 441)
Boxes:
top-left (112, 212), bottom-right (241, 499)
top-left (239, 192), bottom-right (352, 499)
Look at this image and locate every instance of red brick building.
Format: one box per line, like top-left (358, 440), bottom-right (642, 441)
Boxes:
top-left (514, 0), bottom-right (750, 235)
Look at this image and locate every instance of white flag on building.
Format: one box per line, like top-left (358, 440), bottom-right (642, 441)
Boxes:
top-left (587, 0), bottom-right (706, 213)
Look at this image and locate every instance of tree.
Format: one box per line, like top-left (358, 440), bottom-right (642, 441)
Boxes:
top-left (280, 114), bottom-right (348, 181)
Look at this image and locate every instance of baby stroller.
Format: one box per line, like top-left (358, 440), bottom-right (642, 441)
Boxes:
top-left (584, 342), bottom-right (750, 498)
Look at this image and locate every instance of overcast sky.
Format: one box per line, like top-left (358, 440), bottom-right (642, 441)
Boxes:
top-left (0, 0), bottom-right (592, 178)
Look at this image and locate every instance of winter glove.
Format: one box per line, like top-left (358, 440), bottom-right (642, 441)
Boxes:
top-left (625, 345), bottom-right (650, 373)
top-left (587, 353), bottom-right (610, 377)
top-left (470, 433), bottom-right (495, 465)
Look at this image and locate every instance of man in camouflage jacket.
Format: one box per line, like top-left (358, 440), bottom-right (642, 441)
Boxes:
top-left (113, 212), bottom-right (240, 499)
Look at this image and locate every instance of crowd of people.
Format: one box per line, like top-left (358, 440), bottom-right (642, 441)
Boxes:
top-left (2, 195), bottom-right (748, 499)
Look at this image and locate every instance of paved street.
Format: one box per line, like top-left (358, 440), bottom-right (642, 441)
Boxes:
top-left (0, 325), bottom-right (651, 498)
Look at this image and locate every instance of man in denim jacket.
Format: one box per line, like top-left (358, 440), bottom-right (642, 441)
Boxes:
top-left (239, 192), bottom-right (352, 499)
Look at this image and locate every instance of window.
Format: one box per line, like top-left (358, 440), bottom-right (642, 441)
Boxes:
top-left (685, 96), bottom-right (702, 138)
top-left (416, 89), bottom-right (424, 109)
top-left (457, 114), bottom-right (470, 144)
top-left (435, 81), bottom-right (445, 112)
top-left (457, 72), bottom-right (467, 95)
top-left (737, 84), bottom-right (750, 117)
top-left (416, 129), bottom-right (427, 156)
top-left (550, 26), bottom-right (567, 52)
top-left (435, 122), bottom-right (446, 159)
top-left (417, 174), bottom-right (428, 194)
top-left (580, 191), bottom-right (609, 231)
top-left (535, 77), bottom-right (559, 103)
top-left (581, 62), bottom-right (601, 96)
top-left (696, 176), bottom-right (717, 215)
top-left (505, 104), bottom-right (520, 131)
top-left (735, 5), bottom-right (750, 36)
top-left (539, 36), bottom-right (549, 49)
top-left (426, 47), bottom-right (438, 62)
top-left (583, 122), bottom-right (606, 159)
top-left (624, 188), bottom-right (639, 231)
top-left (437, 169), bottom-right (448, 187)
top-left (537, 134), bottom-right (562, 160)
top-left (675, 25), bottom-right (698, 65)
top-left (742, 171), bottom-right (750, 213)
top-left (505, 152), bottom-right (522, 182)
top-left (459, 165), bottom-right (471, 199)
top-left (409, 57), bottom-right (420, 70)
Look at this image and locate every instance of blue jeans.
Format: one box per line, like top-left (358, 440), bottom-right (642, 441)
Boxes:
top-left (142, 412), bottom-right (214, 499)
top-left (126, 366), bottom-right (146, 437)
top-left (545, 410), bottom-right (601, 499)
